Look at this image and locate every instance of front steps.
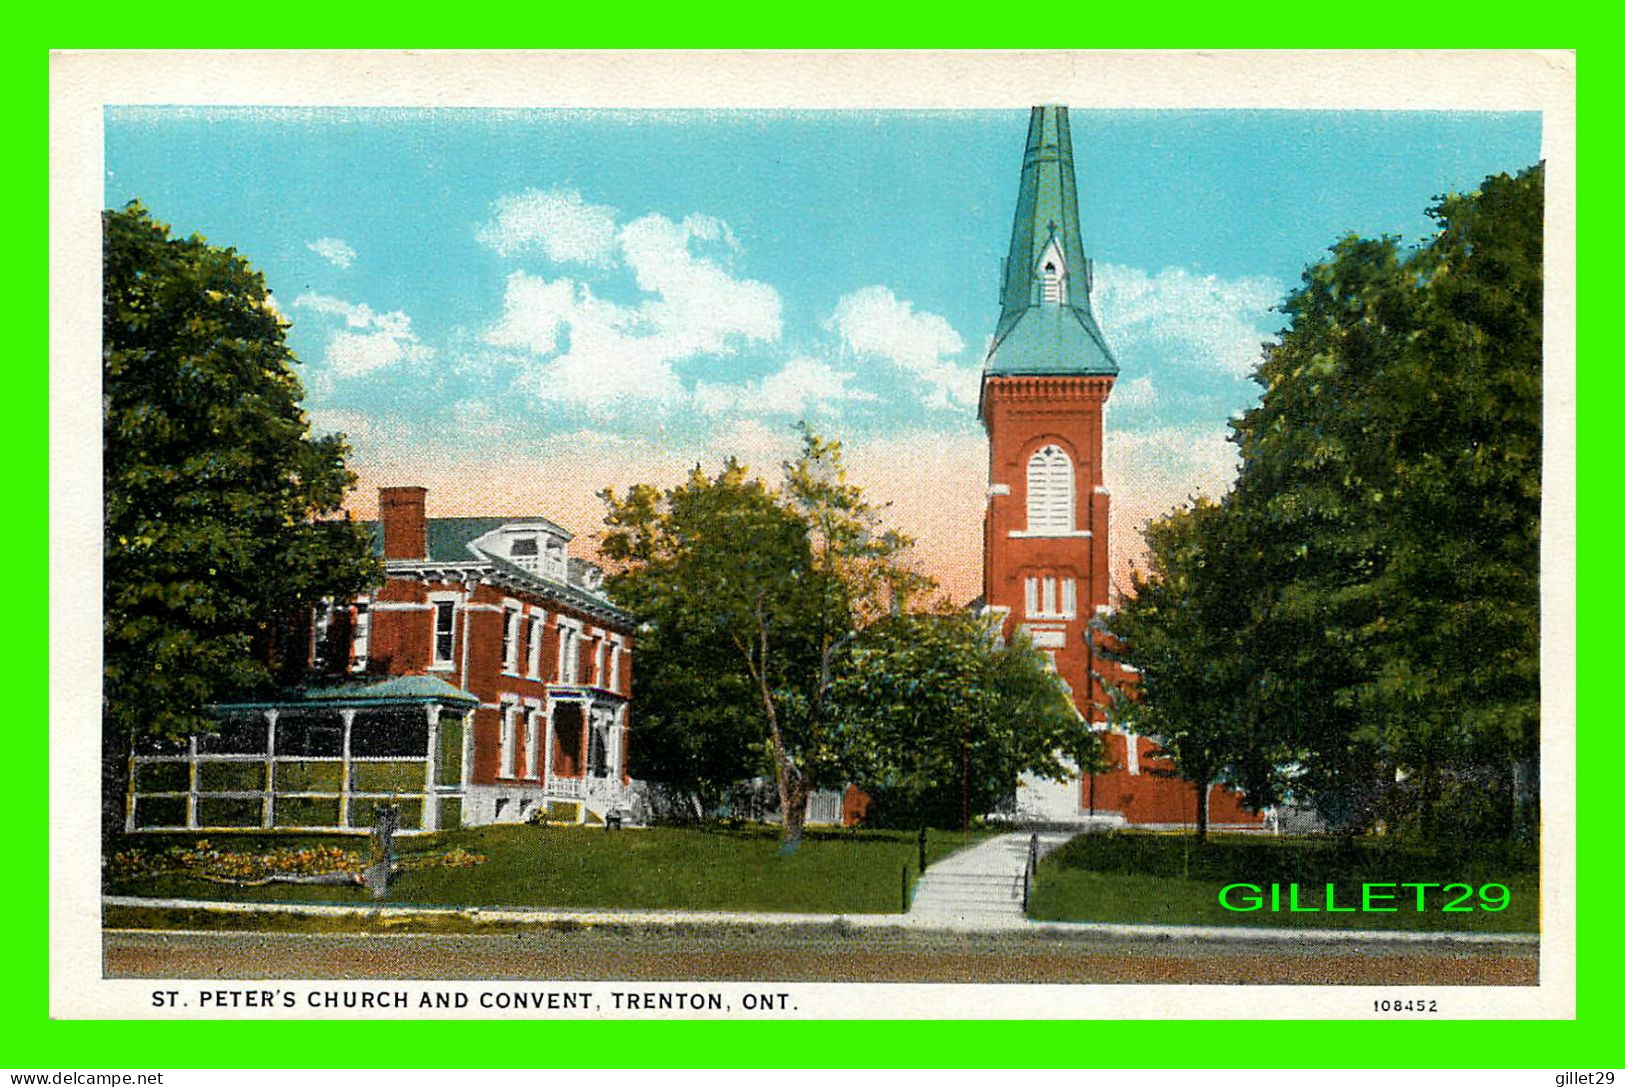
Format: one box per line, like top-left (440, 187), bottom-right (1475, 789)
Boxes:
top-left (907, 831), bottom-right (1076, 929)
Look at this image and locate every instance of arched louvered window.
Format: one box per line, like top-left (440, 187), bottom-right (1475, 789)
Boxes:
top-left (1038, 237), bottom-right (1068, 305)
top-left (1026, 444), bottom-right (1075, 534)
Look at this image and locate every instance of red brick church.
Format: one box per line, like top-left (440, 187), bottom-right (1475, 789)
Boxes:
top-left (979, 106), bottom-right (1263, 830)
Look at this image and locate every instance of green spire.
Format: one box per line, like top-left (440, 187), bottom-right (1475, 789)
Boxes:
top-left (986, 106), bottom-right (1118, 377)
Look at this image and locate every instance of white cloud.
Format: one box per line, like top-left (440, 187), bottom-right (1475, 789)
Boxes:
top-left (1113, 374), bottom-right (1156, 410)
top-left (1093, 264), bottom-right (1282, 381)
top-left (828, 286), bottom-right (977, 410)
top-left (482, 271), bottom-right (579, 355)
top-left (478, 204), bottom-right (783, 410)
top-left (293, 292), bottom-right (432, 379)
top-left (308, 237), bottom-right (356, 269)
top-left (619, 213), bottom-right (781, 353)
top-left (694, 355), bottom-right (877, 417)
top-left (476, 188), bottom-right (620, 266)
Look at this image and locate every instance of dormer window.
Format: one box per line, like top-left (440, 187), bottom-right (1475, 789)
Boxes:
top-left (510, 536), bottom-right (538, 557)
top-left (1038, 237), bottom-right (1068, 304)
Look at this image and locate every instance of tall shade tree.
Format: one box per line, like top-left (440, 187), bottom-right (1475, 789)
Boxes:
top-left (1108, 165), bottom-right (1542, 840)
top-left (103, 202), bottom-right (380, 751)
top-left (1101, 500), bottom-right (1281, 842)
top-left (601, 427), bottom-right (931, 844)
top-left (831, 610), bottom-right (1100, 830)
top-left (1234, 165), bottom-right (1543, 837)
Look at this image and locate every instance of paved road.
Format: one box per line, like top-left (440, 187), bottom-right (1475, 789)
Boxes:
top-left (104, 926), bottom-right (1537, 985)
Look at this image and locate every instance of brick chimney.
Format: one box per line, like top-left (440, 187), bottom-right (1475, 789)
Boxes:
top-left (379, 486), bottom-right (428, 561)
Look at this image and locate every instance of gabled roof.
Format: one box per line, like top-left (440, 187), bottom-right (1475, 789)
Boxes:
top-left (986, 105), bottom-right (1118, 379)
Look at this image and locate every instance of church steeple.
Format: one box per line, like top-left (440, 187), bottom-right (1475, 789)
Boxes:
top-left (986, 105), bottom-right (1117, 377)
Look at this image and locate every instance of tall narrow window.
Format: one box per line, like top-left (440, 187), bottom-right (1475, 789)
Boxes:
top-left (499, 705), bottom-right (517, 779)
top-left (349, 601), bottom-right (371, 672)
top-left (433, 601), bottom-right (456, 666)
top-left (1061, 578), bottom-right (1077, 619)
top-left (527, 614), bottom-right (545, 679)
top-left (558, 624), bottom-right (579, 684)
top-left (502, 607), bottom-right (522, 673)
top-left (523, 707), bottom-right (540, 779)
top-left (608, 642), bottom-right (622, 693)
top-left (1024, 577), bottom-right (1039, 617)
top-left (1026, 444), bottom-right (1075, 534)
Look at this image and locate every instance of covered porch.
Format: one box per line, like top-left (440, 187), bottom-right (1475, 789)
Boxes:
top-left (125, 675), bottom-right (478, 835)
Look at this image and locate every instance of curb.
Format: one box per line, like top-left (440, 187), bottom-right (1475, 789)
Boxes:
top-left (103, 895), bottom-right (1539, 947)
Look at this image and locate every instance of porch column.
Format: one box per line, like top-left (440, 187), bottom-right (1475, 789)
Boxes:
top-left (541, 701), bottom-right (556, 792)
top-left (262, 709), bottom-right (279, 829)
top-left (580, 703), bottom-right (591, 778)
top-left (423, 703), bottom-right (442, 832)
top-left (608, 705), bottom-right (624, 783)
top-left (339, 708), bottom-right (356, 829)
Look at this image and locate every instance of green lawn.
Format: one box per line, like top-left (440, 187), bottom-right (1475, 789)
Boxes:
top-left (1028, 831), bottom-right (1539, 933)
top-left (106, 824), bottom-right (994, 915)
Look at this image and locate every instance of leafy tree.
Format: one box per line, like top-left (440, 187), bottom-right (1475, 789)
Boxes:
top-left (601, 427), bottom-right (931, 844)
top-left (1102, 500), bottom-right (1282, 841)
top-left (831, 610), bottom-right (1100, 829)
top-left (103, 202), bottom-right (380, 754)
top-left (1108, 165), bottom-right (1543, 841)
top-left (1234, 165), bottom-right (1542, 838)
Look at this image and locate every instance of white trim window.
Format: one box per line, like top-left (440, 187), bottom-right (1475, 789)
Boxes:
top-left (1025, 574), bottom-right (1078, 620)
top-left (502, 606), bottom-right (523, 674)
top-left (1026, 444), bottom-right (1075, 534)
top-left (607, 640), bottom-right (623, 694)
top-left (527, 612), bottom-right (546, 679)
top-left (499, 702), bottom-right (518, 779)
top-left (556, 620), bottom-right (583, 684)
top-left (522, 704), bottom-right (541, 780)
top-left (594, 637), bottom-right (608, 688)
top-left (349, 600), bottom-right (371, 673)
top-left (431, 599), bottom-right (457, 668)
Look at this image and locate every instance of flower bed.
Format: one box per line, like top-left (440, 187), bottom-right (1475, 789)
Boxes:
top-left (108, 840), bottom-right (485, 887)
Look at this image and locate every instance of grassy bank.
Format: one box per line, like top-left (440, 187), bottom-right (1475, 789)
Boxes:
top-left (1028, 832), bottom-right (1539, 933)
top-left (106, 824), bottom-right (992, 915)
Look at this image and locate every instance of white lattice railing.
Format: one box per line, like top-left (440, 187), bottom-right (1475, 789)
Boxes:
top-left (547, 776), bottom-right (582, 799)
top-left (584, 776), bottom-right (623, 806)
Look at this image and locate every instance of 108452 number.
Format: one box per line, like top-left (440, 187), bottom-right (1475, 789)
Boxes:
top-left (1373, 999), bottom-right (1438, 1013)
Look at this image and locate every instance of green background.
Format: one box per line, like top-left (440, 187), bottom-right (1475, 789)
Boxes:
top-left (22, 24), bottom-right (1609, 1071)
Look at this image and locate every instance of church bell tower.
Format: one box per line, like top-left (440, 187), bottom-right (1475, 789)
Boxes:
top-left (980, 105), bottom-right (1117, 721)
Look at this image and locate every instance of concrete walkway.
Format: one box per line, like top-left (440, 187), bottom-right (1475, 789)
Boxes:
top-left (905, 830), bottom-right (1074, 929)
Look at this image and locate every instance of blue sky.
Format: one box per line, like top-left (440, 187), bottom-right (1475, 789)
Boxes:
top-left (104, 106), bottom-right (1543, 597)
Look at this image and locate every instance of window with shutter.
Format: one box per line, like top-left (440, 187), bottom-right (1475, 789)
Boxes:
top-left (1026, 444), bottom-right (1075, 534)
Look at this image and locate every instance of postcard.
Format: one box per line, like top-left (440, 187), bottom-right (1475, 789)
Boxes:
top-left (50, 49), bottom-right (1576, 1021)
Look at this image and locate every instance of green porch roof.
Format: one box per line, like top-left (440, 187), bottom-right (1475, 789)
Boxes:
top-left (214, 674), bottom-right (479, 711)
